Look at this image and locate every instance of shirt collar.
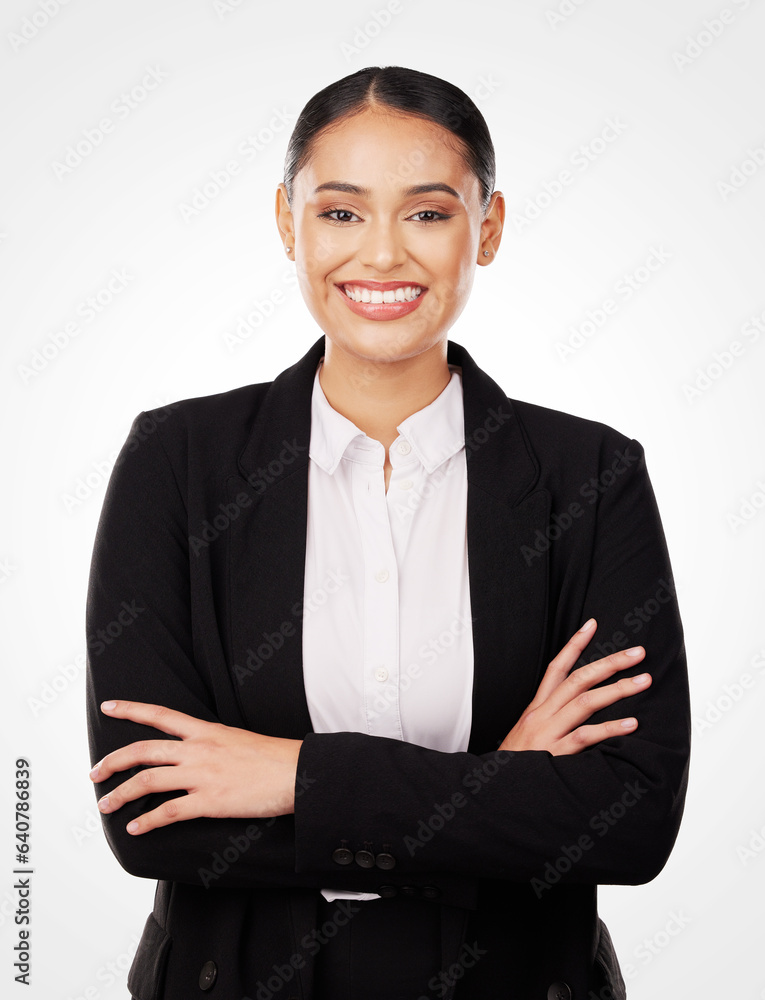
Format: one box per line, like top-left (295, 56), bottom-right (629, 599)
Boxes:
top-left (309, 358), bottom-right (465, 476)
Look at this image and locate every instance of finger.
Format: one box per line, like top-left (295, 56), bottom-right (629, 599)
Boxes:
top-left (99, 700), bottom-right (213, 740)
top-left (555, 668), bottom-right (652, 734)
top-left (552, 717), bottom-right (641, 756)
top-left (532, 619), bottom-right (598, 706)
top-left (97, 766), bottom-right (191, 814)
top-left (91, 740), bottom-right (184, 782)
top-left (125, 793), bottom-right (201, 835)
top-left (545, 645), bottom-right (647, 716)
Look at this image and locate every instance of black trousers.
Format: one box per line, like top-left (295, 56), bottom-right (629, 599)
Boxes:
top-left (311, 894), bottom-right (449, 1000)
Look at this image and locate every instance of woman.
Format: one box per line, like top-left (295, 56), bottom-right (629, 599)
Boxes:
top-left (86, 66), bottom-right (690, 1000)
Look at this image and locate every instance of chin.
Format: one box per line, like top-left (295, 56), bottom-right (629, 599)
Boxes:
top-left (331, 323), bottom-right (443, 366)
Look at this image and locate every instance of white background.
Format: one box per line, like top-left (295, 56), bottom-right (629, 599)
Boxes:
top-left (1, 0), bottom-right (763, 997)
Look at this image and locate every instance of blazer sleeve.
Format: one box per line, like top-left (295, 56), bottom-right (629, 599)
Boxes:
top-left (85, 412), bottom-right (475, 904)
top-left (292, 435), bottom-right (691, 887)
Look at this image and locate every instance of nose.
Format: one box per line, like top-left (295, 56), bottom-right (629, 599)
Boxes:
top-left (356, 217), bottom-right (408, 273)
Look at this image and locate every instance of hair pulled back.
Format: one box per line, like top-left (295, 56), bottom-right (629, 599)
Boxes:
top-left (283, 66), bottom-right (496, 214)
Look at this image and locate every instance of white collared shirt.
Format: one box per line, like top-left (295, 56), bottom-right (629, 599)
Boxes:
top-left (302, 358), bottom-right (474, 901)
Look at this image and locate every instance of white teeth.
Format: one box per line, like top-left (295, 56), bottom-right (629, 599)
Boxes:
top-left (343, 284), bottom-right (423, 303)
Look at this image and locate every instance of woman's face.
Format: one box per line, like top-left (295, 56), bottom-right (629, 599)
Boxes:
top-left (276, 107), bottom-right (503, 368)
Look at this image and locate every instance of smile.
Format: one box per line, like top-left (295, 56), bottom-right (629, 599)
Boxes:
top-left (335, 281), bottom-right (427, 320)
top-left (343, 284), bottom-right (423, 303)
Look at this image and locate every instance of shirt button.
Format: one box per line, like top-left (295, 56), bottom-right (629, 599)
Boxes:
top-left (399, 479), bottom-right (413, 490)
top-left (375, 569), bottom-right (389, 583)
top-left (397, 440), bottom-right (412, 455)
top-left (374, 667), bottom-right (388, 683)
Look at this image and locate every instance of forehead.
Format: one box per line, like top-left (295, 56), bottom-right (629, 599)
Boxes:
top-left (295, 107), bottom-right (481, 202)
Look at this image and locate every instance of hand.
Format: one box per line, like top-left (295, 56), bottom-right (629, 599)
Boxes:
top-left (498, 618), bottom-right (651, 755)
top-left (89, 700), bottom-right (303, 834)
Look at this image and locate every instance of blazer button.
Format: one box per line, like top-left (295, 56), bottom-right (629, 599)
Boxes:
top-left (399, 885), bottom-right (419, 897)
top-left (199, 960), bottom-right (217, 990)
top-left (377, 884), bottom-right (398, 898)
top-left (375, 851), bottom-right (396, 870)
top-left (421, 885), bottom-right (441, 900)
top-left (355, 849), bottom-right (375, 868)
top-left (332, 847), bottom-right (354, 865)
top-left (547, 982), bottom-right (572, 1000)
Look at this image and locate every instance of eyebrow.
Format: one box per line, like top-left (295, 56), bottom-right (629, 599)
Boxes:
top-left (312, 181), bottom-right (462, 200)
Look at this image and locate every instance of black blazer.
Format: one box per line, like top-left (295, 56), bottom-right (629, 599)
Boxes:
top-left (86, 334), bottom-right (690, 1000)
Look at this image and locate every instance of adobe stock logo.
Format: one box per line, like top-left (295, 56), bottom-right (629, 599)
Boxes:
top-left (403, 752), bottom-right (511, 856)
top-left (213, 0), bottom-right (251, 19)
top-left (178, 108), bottom-right (296, 223)
top-left (717, 142), bottom-right (765, 201)
top-left (531, 780), bottom-right (648, 898)
top-left (51, 68), bottom-right (170, 179)
top-left (7, 0), bottom-right (71, 52)
top-left (672, 1), bottom-right (754, 72)
top-left (544, 0), bottom-right (589, 29)
top-left (681, 308), bottom-right (763, 403)
top-left (86, 600), bottom-right (145, 656)
top-left (17, 268), bottom-right (135, 384)
top-left (511, 117), bottom-right (628, 235)
top-left (340, 1), bottom-right (403, 61)
top-left (556, 246), bottom-right (672, 361)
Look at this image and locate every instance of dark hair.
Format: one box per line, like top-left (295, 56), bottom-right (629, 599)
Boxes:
top-left (283, 66), bottom-right (496, 215)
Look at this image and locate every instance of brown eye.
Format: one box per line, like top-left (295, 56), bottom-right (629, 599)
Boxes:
top-left (409, 210), bottom-right (451, 224)
top-left (317, 208), bottom-right (360, 224)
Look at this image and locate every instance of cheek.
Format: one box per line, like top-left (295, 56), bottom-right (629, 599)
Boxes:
top-left (295, 218), bottom-right (335, 272)
top-left (295, 236), bottom-right (340, 293)
top-left (429, 241), bottom-right (476, 301)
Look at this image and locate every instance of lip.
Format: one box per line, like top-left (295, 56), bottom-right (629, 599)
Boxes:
top-left (334, 280), bottom-right (428, 321)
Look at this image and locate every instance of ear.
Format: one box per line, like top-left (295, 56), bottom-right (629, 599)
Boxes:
top-left (275, 183), bottom-right (295, 255)
top-left (478, 190), bottom-right (505, 265)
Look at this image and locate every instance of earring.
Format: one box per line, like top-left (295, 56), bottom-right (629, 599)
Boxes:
top-left (286, 246), bottom-right (292, 254)
top-left (483, 250), bottom-right (490, 257)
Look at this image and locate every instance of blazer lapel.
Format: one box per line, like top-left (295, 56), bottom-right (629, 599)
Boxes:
top-left (226, 340), bottom-right (321, 739)
top-left (228, 336), bottom-right (551, 751)
top-left (450, 340), bottom-right (551, 754)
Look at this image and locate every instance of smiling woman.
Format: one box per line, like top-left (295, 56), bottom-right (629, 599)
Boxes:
top-left (86, 65), bottom-right (690, 1000)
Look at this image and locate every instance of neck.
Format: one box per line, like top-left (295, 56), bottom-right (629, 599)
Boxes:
top-left (318, 338), bottom-right (451, 451)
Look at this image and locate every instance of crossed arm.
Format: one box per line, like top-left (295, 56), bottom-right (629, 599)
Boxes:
top-left (90, 620), bottom-right (651, 834)
top-left (86, 410), bottom-right (689, 890)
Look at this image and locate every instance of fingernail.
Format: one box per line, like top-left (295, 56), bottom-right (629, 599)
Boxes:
top-left (578, 618), bottom-right (595, 632)
top-left (89, 765), bottom-right (100, 780)
top-left (127, 821), bottom-right (139, 834)
top-left (632, 673), bottom-right (649, 684)
top-left (621, 718), bottom-right (638, 728)
top-left (624, 646), bottom-right (643, 657)
top-left (98, 796), bottom-right (110, 811)
top-left (101, 701), bottom-right (117, 711)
